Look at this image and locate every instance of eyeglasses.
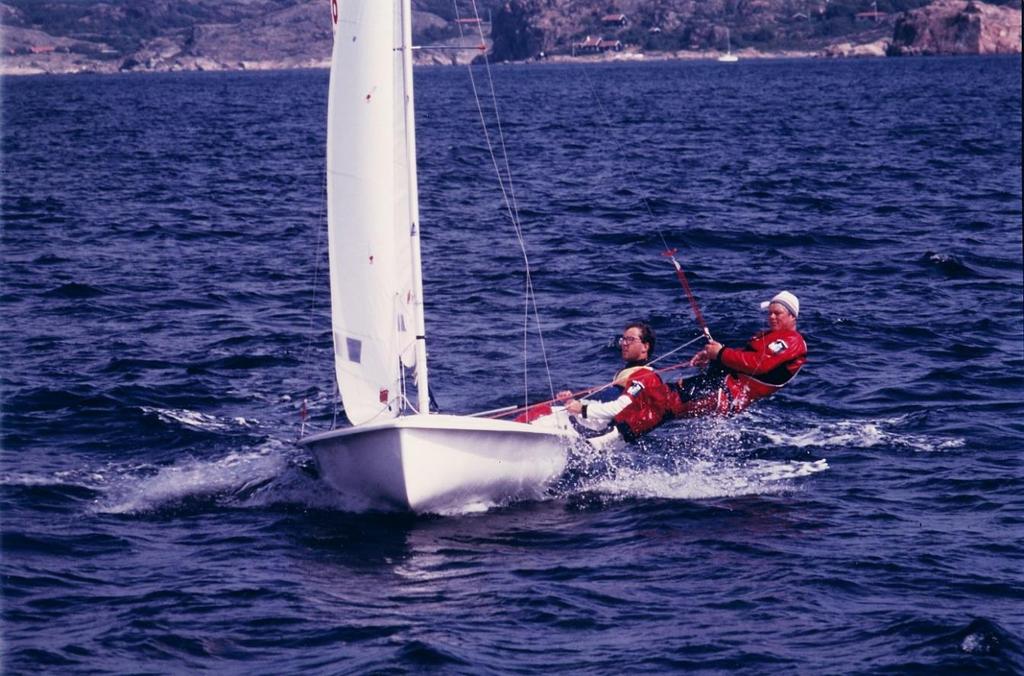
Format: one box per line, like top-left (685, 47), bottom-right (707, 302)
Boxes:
top-left (617, 336), bottom-right (642, 346)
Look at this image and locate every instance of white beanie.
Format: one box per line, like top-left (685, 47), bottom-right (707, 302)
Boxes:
top-left (760, 290), bottom-right (800, 317)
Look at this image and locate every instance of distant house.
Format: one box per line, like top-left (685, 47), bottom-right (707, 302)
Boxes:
top-left (790, 12), bottom-right (809, 21)
top-left (575, 35), bottom-right (604, 54)
top-left (601, 14), bottom-right (628, 28)
top-left (454, 18), bottom-right (482, 26)
top-left (573, 35), bottom-right (623, 54)
top-left (29, 45), bottom-right (56, 54)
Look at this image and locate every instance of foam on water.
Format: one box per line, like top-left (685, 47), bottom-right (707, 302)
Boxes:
top-left (1, 408), bottom-right (850, 517)
top-left (961, 632), bottom-right (987, 654)
top-left (581, 458), bottom-right (829, 502)
top-left (93, 443), bottom-right (291, 514)
top-left (556, 414), bottom-right (829, 504)
top-left (756, 416), bottom-right (965, 453)
top-left (140, 405), bottom-right (259, 432)
top-left (1, 462), bottom-right (149, 492)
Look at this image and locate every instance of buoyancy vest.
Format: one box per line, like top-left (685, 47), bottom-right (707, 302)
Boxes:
top-left (611, 366), bottom-right (674, 441)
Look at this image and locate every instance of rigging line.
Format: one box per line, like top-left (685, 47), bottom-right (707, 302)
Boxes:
top-left (581, 332), bottom-right (705, 400)
top-left (300, 54), bottom-right (335, 423)
top-left (303, 201), bottom-right (327, 365)
top-left (331, 379), bottom-right (340, 429)
top-left (466, 5), bottom-right (554, 400)
top-left (454, 1), bottom-right (557, 405)
top-left (456, 4), bottom-right (525, 233)
top-left (470, 333), bottom-right (705, 419)
top-left (663, 247), bottom-right (712, 339)
top-left (456, 3), bottom-right (537, 405)
top-left (450, 2), bottom-right (529, 407)
top-left (522, 278), bottom-right (530, 411)
top-left (471, 10), bottom-right (522, 229)
top-left (469, 0), bottom-right (557, 401)
top-left (450, 7), bottom-right (517, 227)
top-left (649, 333), bottom-right (705, 368)
top-left (301, 182), bottom-right (330, 425)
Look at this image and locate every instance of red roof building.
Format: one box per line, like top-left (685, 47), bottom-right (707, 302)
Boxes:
top-left (601, 14), bottom-right (628, 27)
top-left (573, 36), bottom-right (623, 54)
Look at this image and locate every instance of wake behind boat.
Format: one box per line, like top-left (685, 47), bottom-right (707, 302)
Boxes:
top-left (298, 1), bottom-right (576, 513)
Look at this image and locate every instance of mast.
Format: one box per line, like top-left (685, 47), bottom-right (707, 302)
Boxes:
top-left (400, 0), bottom-right (431, 414)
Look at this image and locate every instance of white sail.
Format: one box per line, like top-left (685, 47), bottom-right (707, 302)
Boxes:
top-left (327, 1), bottom-right (419, 425)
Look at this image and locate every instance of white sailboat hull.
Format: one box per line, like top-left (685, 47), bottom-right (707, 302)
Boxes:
top-left (300, 413), bottom-right (576, 513)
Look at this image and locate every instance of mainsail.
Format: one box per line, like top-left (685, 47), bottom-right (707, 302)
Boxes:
top-left (326, 1), bottom-right (423, 425)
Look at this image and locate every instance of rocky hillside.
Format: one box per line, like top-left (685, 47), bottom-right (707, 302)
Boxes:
top-left (0, 0), bottom-right (501, 74)
top-left (0, 0), bottom-right (1020, 75)
top-left (887, 0), bottom-right (1022, 54)
top-left (487, 0), bottom-right (1020, 60)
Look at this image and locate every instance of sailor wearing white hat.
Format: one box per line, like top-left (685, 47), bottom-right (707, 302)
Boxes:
top-left (760, 290), bottom-right (799, 318)
top-left (667, 291), bottom-right (807, 417)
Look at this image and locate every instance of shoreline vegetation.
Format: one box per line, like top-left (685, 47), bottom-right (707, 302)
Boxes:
top-left (0, 46), bottom-right (875, 78)
top-left (5, 39), bottom-right (1017, 78)
top-left (1, 0), bottom-right (1019, 77)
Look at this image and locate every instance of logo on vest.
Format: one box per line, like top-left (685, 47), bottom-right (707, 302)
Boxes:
top-left (768, 339), bottom-right (788, 354)
top-left (627, 380), bottom-right (645, 397)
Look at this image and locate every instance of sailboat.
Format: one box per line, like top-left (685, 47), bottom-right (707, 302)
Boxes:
top-left (299, 1), bottom-right (577, 513)
top-left (718, 28), bottom-right (739, 62)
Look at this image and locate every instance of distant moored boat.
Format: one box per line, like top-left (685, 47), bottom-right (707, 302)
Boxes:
top-left (718, 28), bottom-right (739, 62)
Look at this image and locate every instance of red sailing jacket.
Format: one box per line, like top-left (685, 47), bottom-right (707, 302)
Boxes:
top-left (668, 328), bottom-right (807, 417)
top-left (720, 328), bottom-right (807, 411)
top-left (612, 366), bottom-right (674, 441)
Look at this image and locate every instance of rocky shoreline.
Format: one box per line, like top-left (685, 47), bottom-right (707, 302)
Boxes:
top-left (1, 0), bottom-right (1018, 77)
top-left (0, 49), bottom-right (858, 78)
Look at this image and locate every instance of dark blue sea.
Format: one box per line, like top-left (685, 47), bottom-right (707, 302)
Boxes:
top-left (2, 56), bottom-right (1022, 673)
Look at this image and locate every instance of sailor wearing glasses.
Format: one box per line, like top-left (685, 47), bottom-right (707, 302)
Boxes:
top-left (668, 291), bottom-right (807, 418)
top-left (557, 322), bottom-right (673, 450)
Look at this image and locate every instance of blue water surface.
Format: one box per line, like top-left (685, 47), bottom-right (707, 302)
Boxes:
top-left (2, 56), bottom-right (1022, 673)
